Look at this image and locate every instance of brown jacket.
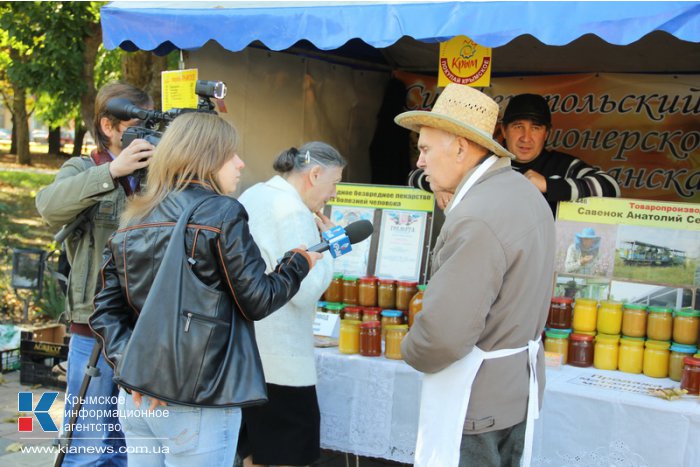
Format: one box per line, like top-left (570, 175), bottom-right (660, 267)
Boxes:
top-left (402, 157), bottom-right (555, 434)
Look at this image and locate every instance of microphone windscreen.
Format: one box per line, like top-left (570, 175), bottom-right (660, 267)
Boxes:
top-left (344, 220), bottom-right (374, 245)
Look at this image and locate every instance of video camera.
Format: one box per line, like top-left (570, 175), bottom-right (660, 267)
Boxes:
top-left (106, 80), bottom-right (227, 148)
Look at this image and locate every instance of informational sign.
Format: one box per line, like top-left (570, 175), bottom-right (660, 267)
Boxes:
top-left (313, 311), bottom-right (340, 338)
top-left (161, 69), bottom-right (198, 111)
top-left (438, 35), bottom-right (492, 87)
top-left (554, 197), bottom-right (700, 300)
top-left (325, 183), bottom-right (434, 282)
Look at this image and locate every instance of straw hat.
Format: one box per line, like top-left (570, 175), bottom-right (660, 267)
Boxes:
top-left (395, 83), bottom-right (514, 158)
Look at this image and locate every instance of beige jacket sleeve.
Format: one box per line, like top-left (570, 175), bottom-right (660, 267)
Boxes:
top-left (35, 157), bottom-right (116, 228)
top-left (401, 215), bottom-right (507, 374)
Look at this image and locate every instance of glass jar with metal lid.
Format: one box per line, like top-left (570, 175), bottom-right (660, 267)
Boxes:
top-left (618, 336), bottom-right (645, 374)
top-left (377, 278), bottom-right (396, 309)
top-left (408, 285), bottom-right (426, 328)
top-left (323, 272), bottom-right (344, 303)
top-left (362, 307), bottom-right (381, 323)
top-left (681, 356), bottom-right (700, 395)
top-left (342, 275), bottom-right (359, 305)
top-left (342, 306), bottom-right (362, 321)
top-left (385, 324), bottom-right (408, 360)
top-left (596, 300), bottom-right (623, 335)
top-left (646, 306), bottom-right (673, 341)
top-left (544, 329), bottom-right (571, 364)
top-left (359, 321), bottom-right (382, 357)
top-left (568, 333), bottom-right (594, 367)
top-left (381, 310), bottom-right (404, 339)
top-left (669, 343), bottom-right (697, 382)
top-left (673, 309), bottom-right (700, 345)
top-left (594, 333), bottom-right (620, 370)
top-left (325, 302), bottom-right (345, 315)
top-left (643, 339), bottom-right (670, 378)
top-left (547, 297), bottom-right (573, 330)
top-left (396, 280), bottom-right (418, 312)
top-left (358, 276), bottom-right (378, 307)
top-left (621, 303), bottom-right (647, 338)
top-left (572, 298), bottom-right (598, 333)
top-left (339, 320), bottom-right (361, 354)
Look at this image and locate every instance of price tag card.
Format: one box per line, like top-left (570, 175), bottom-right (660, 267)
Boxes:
top-left (313, 312), bottom-right (340, 338)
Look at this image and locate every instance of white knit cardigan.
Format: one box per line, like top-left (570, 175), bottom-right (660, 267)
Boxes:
top-left (238, 176), bottom-right (333, 386)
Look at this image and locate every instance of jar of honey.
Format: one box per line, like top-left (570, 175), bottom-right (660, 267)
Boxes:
top-left (680, 356), bottom-right (700, 395)
top-left (547, 297), bottom-right (573, 330)
top-left (377, 279), bottom-right (396, 309)
top-left (544, 329), bottom-right (571, 364)
top-left (643, 339), bottom-right (670, 378)
top-left (325, 302), bottom-right (345, 315)
top-left (596, 301), bottom-right (623, 335)
top-left (572, 298), bottom-right (598, 333)
top-left (338, 320), bottom-right (361, 354)
top-left (621, 303), bottom-right (647, 338)
top-left (408, 285), bottom-right (426, 328)
top-left (381, 310), bottom-right (403, 339)
top-left (358, 276), bottom-right (378, 307)
top-left (396, 280), bottom-right (418, 312)
top-left (646, 306), bottom-right (673, 341)
top-left (362, 307), bottom-right (381, 323)
top-left (323, 273), bottom-right (344, 303)
top-left (673, 309), bottom-right (700, 345)
top-left (618, 336), bottom-right (645, 374)
top-left (668, 343), bottom-right (697, 382)
top-left (568, 333), bottom-right (594, 367)
top-left (385, 324), bottom-right (408, 360)
top-left (594, 333), bottom-right (620, 370)
top-left (342, 276), bottom-right (359, 305)
top-left (359, 321), bottom-right (382, 357)
top-left (342, 306), bottom-right (362, 321)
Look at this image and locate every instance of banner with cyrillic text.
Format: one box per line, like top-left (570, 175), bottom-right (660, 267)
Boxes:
top-left (555, 198), bottom-right (700, 290)
top-left (393, 71), bottom-right (700, 203)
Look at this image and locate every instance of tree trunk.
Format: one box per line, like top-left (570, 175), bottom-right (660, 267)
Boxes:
top-left (80, 22), bottom-right (101, 143)
top-left (10, 114), bottom-right (17, 155)
top-left (122, 51), bottom-right (167, 110)
top-left (48, 127), bottom-right (61, 154)
top-left (72, 124), bottom-right (87, 157)
top-left (11, 81), bottom-right (30, 165)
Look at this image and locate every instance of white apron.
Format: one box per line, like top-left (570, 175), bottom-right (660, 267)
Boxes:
top-left (415, 155), bottom-right (541, 467)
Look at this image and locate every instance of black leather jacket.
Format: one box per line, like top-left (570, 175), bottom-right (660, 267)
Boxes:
top-left (90, 183), bottom-right (312, 407)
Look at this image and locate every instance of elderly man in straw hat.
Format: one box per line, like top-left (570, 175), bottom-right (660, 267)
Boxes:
top-left (396, 83), bottom-right (555, 467)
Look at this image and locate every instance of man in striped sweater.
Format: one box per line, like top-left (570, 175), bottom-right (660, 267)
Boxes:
top-left (501, 93), bottom-right (620, 216)
top-left (408, 93), bottom-right (621, 216)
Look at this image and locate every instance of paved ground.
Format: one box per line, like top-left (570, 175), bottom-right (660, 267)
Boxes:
top-left (0, 369), bottom-right (64, 466)
top-left (0, 369), bottom-right (404, 466)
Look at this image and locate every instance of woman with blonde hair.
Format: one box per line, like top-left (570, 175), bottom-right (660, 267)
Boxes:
top-left (90, 112), bottom-right (321, 466)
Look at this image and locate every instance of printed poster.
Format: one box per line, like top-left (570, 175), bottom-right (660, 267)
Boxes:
top-left (553, 197), bottom-right (700, 308)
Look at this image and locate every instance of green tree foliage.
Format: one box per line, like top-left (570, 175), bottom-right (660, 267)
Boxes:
top-left (0, 2), bottom-right (121, 163)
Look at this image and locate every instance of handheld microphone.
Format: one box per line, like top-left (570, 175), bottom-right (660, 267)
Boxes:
top-left (308, 220), bottom-right (374, 257)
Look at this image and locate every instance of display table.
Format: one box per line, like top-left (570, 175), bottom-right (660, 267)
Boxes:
top-left (315, 347), bottom-right (700, 466)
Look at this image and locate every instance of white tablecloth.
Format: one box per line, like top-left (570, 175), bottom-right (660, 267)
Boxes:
top-left (315, 347), bottom-right (700, 466)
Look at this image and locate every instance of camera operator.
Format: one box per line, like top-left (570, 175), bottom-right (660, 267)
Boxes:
top-left (35, 82), bottom-right (155, 467)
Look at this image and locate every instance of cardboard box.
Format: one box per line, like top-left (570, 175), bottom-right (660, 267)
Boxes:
top-left (20, 324), bottom-right (69, 359)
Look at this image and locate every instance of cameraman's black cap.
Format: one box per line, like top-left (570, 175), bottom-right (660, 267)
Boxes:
top-left (502, 93), bottom-right (552, 127)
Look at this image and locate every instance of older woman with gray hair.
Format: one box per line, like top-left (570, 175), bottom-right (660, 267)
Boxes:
top-left (237, 141), bottom-right (346, 467)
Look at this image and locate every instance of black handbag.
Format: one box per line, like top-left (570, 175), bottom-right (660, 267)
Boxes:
top-left (114, 194), bottom-right (268, 407)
